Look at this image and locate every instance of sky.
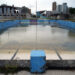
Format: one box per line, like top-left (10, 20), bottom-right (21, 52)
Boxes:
top-left (0, 0), bottom-right (75, 14)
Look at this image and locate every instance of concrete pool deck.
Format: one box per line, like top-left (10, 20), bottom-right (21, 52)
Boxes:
top-left (0, 50), bottom-right (75, 69)
top-left (0, 49), bottom-right (75, 60)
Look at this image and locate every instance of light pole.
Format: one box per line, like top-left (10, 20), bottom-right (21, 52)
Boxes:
top-left (35, 0), bottom-right (38, 50)
top-left (36, 0), bottom-right (37, 18)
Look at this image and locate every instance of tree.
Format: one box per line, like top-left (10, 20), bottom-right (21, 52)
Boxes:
top-left (21, 6), bottom-right (29, 14)
top-left (69, 8), bottom-right (75, 14)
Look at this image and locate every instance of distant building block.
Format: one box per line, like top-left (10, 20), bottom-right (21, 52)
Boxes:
top-left (30, 50), bottom-right (46, 73)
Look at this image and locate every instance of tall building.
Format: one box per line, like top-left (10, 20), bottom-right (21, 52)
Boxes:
top-left (52, 2), bottom-right (57, 11)
top-left (56, 5), bottom-right (62, 13)
top-left (62, 3), bottom-right (68, 14)
top-left (56, 3), bottom-right (69, 14)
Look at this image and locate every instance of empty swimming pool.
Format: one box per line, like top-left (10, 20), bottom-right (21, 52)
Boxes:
top-left (0, 23), bottom-right (75, 74)
top-left (0, 24), bottom-right (75, 51)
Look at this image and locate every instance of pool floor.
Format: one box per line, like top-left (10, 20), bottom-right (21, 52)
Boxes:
top-left (0, 25), bottom-right (75, 60)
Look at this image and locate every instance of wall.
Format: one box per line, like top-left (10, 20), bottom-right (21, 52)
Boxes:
top-left (56, 20), bottom-right (75, 29)
top-left (0, 19), bottom-right (75, 31)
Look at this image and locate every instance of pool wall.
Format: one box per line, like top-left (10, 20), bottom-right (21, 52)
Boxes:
top-left (55, 20), bottom-right (75, 29)
top-left (0, 60), bottom-right (75, 69)
top-left (0, 19), bottom-right (75, 30)
top-left (0, 20), bottom-right (20, 30)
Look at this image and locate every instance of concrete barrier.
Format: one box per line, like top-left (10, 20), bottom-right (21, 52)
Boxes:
top-left (30, 50), bottom-right (46, 73)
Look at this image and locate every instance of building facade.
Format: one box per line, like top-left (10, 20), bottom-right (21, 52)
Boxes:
top-left (62, 3), bottom-right (68, 14)
top-left (0, 4), bottom-right (31, 19)
top-left (0, 4), bottom-right (21, 16)
top-left (52, 2), bottom-right (57, 11)
top-left (56, 5), bottom-right (62, 14)
top-left (56, 3), bottom-right (69, 14)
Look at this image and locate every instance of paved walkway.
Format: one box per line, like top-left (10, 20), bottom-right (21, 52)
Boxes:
top-left (0, 49), bottom-right (75, 60)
